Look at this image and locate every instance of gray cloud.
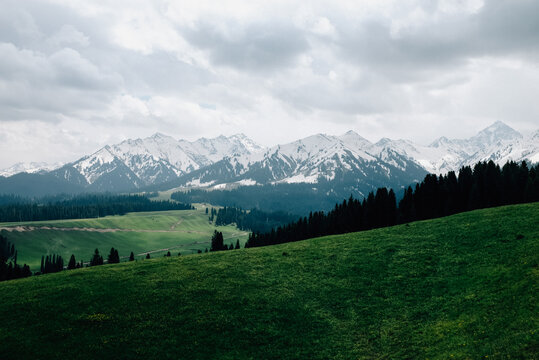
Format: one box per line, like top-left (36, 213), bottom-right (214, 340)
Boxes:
top-left (338, 0), bottom-right (539, 82)
top-left (183, 21), bottom-right (309, 72)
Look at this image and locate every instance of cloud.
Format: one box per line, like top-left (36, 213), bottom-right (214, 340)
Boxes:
top-left (337, 0), bottom-right (539, 81)
top-left (47, 24), bottom-right (90, 47)
top-left (0, 42), bottom-right (122, 121)
top-left (183, 21), bottom-right (309, 72)
top-left (0, 0), bottom-right (538, 169)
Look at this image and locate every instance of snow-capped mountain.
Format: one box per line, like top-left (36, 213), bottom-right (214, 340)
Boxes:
top-left (47, 133), bottom-right (264, 192)
top-left (167, 121), bottom-right (538, 191)
top-left (0, 162), bottom-right (63, 177)
top-left (368, 121), bottom-right (536, 174)
top-left (174, 131), bottom-right (428, 194)
top-left (1, 121), bottom-right (537, 197)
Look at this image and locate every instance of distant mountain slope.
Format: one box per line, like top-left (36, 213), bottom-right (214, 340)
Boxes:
top-left (1, 203), bottom-right (537, 359)
top-left (0, 161), bottom-right (63, 177)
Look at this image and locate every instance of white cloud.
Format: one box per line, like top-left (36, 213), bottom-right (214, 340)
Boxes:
top-left (47, 24), bottom-right (89, 47)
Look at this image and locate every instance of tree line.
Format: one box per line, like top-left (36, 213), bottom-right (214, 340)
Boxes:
top-left (171, 182), bottom-right (357, 215)
top-left (245, 161), bottom-right (539, 248)
top-left (0, 194), bottom-right (193, 222)
top-left (0, 235), bottom-right (31, 281)
top-left (214, 206), bottom-right (298, 233)
top-left (210, 230), bottom-right (241, 252)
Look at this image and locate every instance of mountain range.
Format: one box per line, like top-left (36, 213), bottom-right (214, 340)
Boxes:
top-left (1, 121), bottom-right (537, 197)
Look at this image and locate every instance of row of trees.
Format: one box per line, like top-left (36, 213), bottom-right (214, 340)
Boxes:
top-left (0, 235), bottom-right (31, 281)
top-left (210, 231), bottom-right (241, 252)
top-left (245, 161), bottom-right (539, 248)
top-left (0, 194), bottom-right (193, 222)
top-left (214, 206), bottom-right (298, 233)
top-left (40, 254), bottom-right (64, 274)
top-left (171, 181), bottom-right (357, 215)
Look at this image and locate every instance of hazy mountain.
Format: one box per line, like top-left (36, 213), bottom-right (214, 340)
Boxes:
top-left (0, 162), bottom-right (63, 177)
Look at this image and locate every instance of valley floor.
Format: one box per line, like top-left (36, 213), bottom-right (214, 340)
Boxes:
top-left (0, 205), bottom-right (248, 269)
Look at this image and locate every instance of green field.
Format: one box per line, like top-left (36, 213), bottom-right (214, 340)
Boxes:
top-left (0, 203), bottom-right (538, 359)
top-left (0, 204), bottom-right (248, 269)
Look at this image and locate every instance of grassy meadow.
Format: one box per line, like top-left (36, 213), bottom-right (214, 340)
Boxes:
top-left (0, 204), bottom-right (248, 269)
top-left (0, 203), bottom-right (537, 359)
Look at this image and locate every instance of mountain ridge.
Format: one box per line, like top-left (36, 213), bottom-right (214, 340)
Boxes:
top-left (1, 122), bottom-right (537, 197)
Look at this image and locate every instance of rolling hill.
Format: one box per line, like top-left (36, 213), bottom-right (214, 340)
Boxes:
top-left (0, 203), bottom-right (537, 359)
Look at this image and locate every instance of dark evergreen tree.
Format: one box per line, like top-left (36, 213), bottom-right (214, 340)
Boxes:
top-left (145, 253), bottom-right (150, 259)
top-left (40, 253), bottom-right (64, 274)
top-left (129, 252), bottom-right (135, 261)
top-left (0, 235), bottom-right (30, 281)
top-left (235, 239), bottom-right (240, 249)
top-left (90, 248), bottom-right (104, 266)
top-left (67, 254), bottom-right (77, 270)
top-left (107, 247), bottom-right (120, 264)
top-left (166, 251), bottom-right (171, 257)
top-left (210, 230), bottom-right (225, 251)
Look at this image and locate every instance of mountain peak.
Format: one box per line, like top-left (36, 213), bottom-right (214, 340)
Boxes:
top-left (338, 130), bottom-right (372, 149)
top-left (229, 133), bottom-right (248, 139)
top-left (148, 132), bottom-right (175, 141)
top-left (429, 136), bottom-right (451, 148)
top-left (472, 121), bottom-right (522, 145)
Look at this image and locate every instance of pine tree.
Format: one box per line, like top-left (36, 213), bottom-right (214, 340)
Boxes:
top-left (210, 230), bottom-right (225, 251)
top-left (166, 251), bottom-right (171, 257)
top-left (68, 254), bottom-right (77, 270)
top-left (90, 248), bottom-right (103, 266)
top-left (145, 253), bottom-right (150, 259)
top-left (129, 252), bottom-right (135, 261)
top-left (107, 247), bottom-right (120, 264)
top-left (235, 239), bottom-right (240, 249)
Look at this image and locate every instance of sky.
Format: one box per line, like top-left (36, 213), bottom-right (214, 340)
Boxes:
top-left (1, 0), bottom-right (538, 168)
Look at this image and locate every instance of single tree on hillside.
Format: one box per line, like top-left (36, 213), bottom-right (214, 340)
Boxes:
top-left (107, 247), bottom-right (120, 264)
top-left (210, 230), bottom-right (225, 251)
top-left (90, 249), bottom-right (104, 266)
top-left (67, 254), bottom-right (77, 270)
top-left (129, 252), bottom-right (135, 261)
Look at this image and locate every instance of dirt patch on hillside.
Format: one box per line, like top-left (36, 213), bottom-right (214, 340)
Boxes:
top-left (0, 225), bottom-right (205, 234)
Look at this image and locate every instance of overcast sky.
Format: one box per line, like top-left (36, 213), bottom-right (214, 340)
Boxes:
top-left (1, 0), bottom-right (538, 168)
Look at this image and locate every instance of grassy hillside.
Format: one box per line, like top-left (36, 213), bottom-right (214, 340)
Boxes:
top-left (0, 203), bottom-right (537, 359)
top-left (0, 204), bottom-right (248, 269)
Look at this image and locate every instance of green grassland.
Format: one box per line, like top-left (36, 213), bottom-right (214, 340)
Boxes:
top-left (1, 203), bottom-right (538, 359)
top-left (0, 204), bottom-right (248, 269)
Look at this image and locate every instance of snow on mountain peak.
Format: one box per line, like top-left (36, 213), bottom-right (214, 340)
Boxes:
top-left (0, 161), bottom-right (64, 177)
top-left (471, 121), bottom-right (522, 145)
top-left (429, 136), bottom-right (451, 148)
